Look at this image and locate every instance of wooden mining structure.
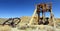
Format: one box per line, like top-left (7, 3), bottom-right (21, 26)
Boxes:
top-left (28, 3), bottom-right (56, 27)
top-left (28, 3), bottom-right (57, 31)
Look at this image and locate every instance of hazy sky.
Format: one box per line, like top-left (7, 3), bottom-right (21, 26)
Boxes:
top-left (0, 0), bottom-right (60, 18)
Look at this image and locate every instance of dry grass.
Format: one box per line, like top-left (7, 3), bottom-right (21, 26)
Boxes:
top-left (0, 24), bottom-right (60, 31)
top-left (0, 25), bottom-right (11, 31)
top-left (0, 16), bottom-right (60, 31)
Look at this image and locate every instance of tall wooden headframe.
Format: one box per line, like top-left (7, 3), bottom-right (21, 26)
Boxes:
top-left (37, 3), bottom-right (53, 25)
top-left (28, 3), bottom-right (55, 25)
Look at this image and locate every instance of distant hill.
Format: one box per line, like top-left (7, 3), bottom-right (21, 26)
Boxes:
top-left (0, 18), bottom-right (8, 24)
top-left (55, 18), bottom-right (60, 23)
top-left (0, 16), bottom-right (60, 24)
